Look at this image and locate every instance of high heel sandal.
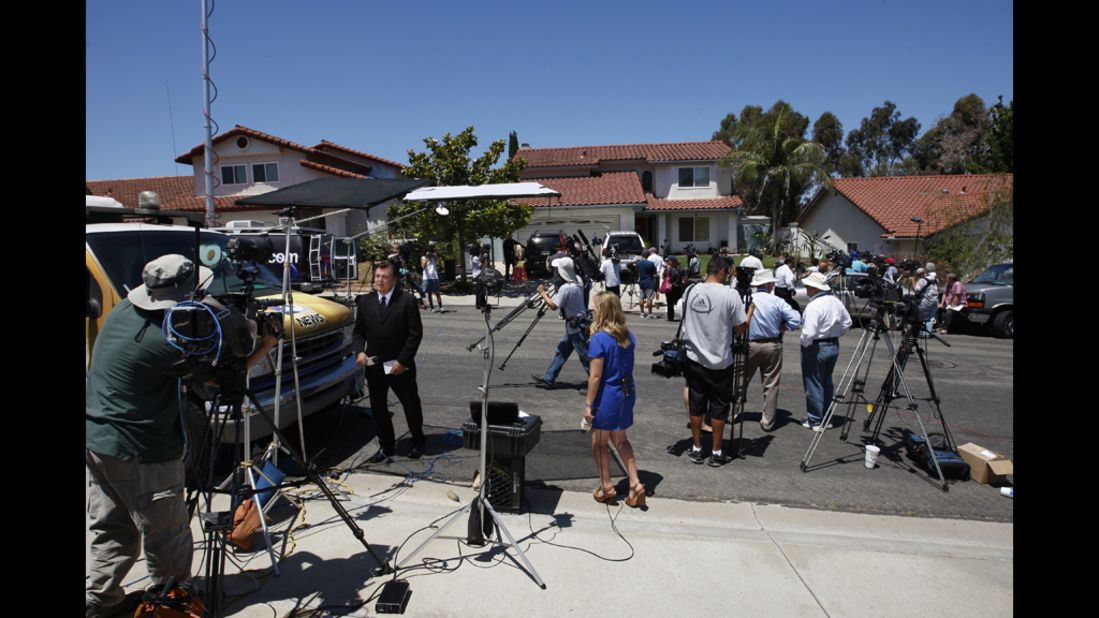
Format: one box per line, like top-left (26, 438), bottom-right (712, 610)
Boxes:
top-left (625, 484), bottom-right (646, 508)
top-left (593, 486), bottom-right (618, 504)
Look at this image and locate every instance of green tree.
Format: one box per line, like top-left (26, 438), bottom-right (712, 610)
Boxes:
top-left (508, 130), bottom-right (520, 160)
top-left (982, 96), bottom-right (1013, 172)
top-left (924, 184), bottom-right (1013, 279)
top-left (840, 100), bottom-right (921, 177)
top-left (812, 112), bottom-right (844, 177)
top-left (718, 101), bottom-right (831, 246)
top-left (712, 104), bottom-right (765, 149)
top-left (391, 127), bottom-right (530, 281)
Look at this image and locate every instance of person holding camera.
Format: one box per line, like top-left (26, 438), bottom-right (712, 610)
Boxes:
top-left (420, 242), bottom-right (443, 313)
top-left (354, 259), bottom-right (426, 462)
top-left (912, 262), bottom-right (940, 335)
top-left (739, 247), bottom-right (764, 273)
top-left (584, 292), bottom-right (646, 508)
top-left (533, 257), bottom-right (591, 388)
top-left (599, 247), bottom-right (622, 297)
top-left (773, 254), bottom-right (799, 311)
top-left (681, 257), bottom-right (749, 466)
top-left (744, 268), bottom-right (803, 431)
top-left (663, 256), bottom-right (688, 321)
top-left (799, 272), bottom-right (852, 431)
top-left (86, 255), bottom-right (277, 618)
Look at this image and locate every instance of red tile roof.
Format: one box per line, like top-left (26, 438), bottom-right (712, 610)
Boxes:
top-left (86, 176), bottom-right (272, 214)
top-left (805, 174), bottom-right (1014, 238)
top-left (515, 173), bottom-right (646, 207)
top-left (175, 125), bottom-right (402, 172)
top-left (516, 141), bottom-right (732, 168)
top-left (313, 140), bottom-right (404, 169)
top-left (299, 160), bottom-right (368, 178)
top-left (175, 125), bottom-right (314, 164)
top-left (645, 195), bottom-right (743, 211)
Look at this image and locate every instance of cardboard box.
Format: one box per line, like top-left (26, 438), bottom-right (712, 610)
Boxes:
top-left (958, 442), bottom-right (1014, 485)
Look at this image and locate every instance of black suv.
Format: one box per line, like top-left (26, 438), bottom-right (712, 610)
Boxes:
top-left (525, 230), bottom-right (567, 277)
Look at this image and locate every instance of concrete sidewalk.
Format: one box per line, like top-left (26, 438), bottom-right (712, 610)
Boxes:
top-left (96, 471), bottom-right (1013, 617)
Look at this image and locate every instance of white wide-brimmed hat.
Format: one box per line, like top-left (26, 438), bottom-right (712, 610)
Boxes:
top-left (552, 256), bottom-right (577, 283)
top-left (751, 268), bottom-right (776, 287)
top-left (801, 271), bottom-right (831, 292)
top-left (128, 254), bottom-right (214, 310)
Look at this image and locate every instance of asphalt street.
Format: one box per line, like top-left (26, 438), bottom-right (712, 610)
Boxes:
top-left (310, 284), bottom-right (1013, 523)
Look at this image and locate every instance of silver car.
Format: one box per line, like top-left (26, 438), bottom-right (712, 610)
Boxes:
top-left (790, 271), bottom-right (875, 322)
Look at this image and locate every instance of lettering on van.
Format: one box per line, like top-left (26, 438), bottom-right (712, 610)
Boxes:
top-left (269, 252), bottom-right (299, 265)
top-left (295, 313), bottom-right (327, 328)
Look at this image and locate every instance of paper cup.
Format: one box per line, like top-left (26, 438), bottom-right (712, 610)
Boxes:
top-left (864, 445), bottom-right (881, 469)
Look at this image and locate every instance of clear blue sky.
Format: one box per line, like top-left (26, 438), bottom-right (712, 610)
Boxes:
top-left (86, 0), bottom-right (1013, 180)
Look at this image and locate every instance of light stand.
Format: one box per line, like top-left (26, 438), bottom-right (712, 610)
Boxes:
top-left (394, 288), bottom-right (547, 589)
top-left (910, 216), bottom-right (924, 261)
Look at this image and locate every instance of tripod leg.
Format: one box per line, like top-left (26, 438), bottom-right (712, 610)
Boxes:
top-left (482, 500), bottom-right (547, 589)
top-left (802, 326), bottom-right (874, 470)
top-left (499, 307), bottom-right (547, 370)
top-left (243, 465), bottom-right (281, 576)
top-left (242, 389), bottom-right (391, 572)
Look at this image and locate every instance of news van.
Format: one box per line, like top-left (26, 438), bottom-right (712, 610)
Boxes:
top-left (86, 197), bottom-right (363, 442)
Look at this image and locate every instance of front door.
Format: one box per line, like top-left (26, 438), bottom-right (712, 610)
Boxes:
top-left (635, 215), bottom-right (654, 247)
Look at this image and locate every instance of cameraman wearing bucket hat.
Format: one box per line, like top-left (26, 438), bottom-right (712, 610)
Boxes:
top-left (532, 256), bottom-right (591, 388)
top-left (798, 272), bottom-right (852, 432)
top-left (86, 254), bottom-right (277, 618)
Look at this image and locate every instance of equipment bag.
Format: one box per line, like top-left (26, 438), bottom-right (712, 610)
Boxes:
top-left (134, 582), bottom-right (205, 618)
top-left (229, 499), bottom-right (262, 551)
top-left (903, 431), bottom-right (970, 480)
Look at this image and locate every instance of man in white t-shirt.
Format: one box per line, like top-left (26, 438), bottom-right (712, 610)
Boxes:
top-left (680, 257), bottom-right (749, 467)
top-left (420, 242), bottom-right (443, 312)
top-left (799, 272), bottom-right (852, 431)
top-left (599, 248), bottom-right (622, 296)
top-left (647, 248), bottom-right (665, 304)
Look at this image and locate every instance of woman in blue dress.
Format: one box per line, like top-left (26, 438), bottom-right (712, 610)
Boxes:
top-left (584, 292), bottom-right (646, 508)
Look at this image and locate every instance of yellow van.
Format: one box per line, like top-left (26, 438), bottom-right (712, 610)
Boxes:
top-left (86, 198), bottom-right (363, 442)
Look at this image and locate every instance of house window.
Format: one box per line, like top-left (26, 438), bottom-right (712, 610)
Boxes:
top-left (641, 171), bottom-right (653, 193)
top-left (678, 216), bottom-right (710, 242)
top-left (252, 162), bottom-right (279, 183)
top-left (221, 164), bottom-right (247, 185)
top-left (678, 166), bottom-right (710, 188)
top-left (847, 242), bottom-right (859, 253)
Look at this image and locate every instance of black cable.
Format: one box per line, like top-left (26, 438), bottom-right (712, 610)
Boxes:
top-left (523, 496), bottom-right (635, 562)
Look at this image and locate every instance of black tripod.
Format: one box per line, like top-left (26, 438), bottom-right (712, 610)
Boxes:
top-left (194, 377), bottom-right (391, 617)
top-left (466, 284), bottom-right (555, 353)
top-left (727, 278), bottom-right (753, 459)
top-left (800, 301), bottom-right (956, 491)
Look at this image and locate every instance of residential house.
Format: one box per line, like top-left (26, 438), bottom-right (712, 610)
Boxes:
top-left (512, 141), bottom-right (745, 252)
top-left (796, 174), bottom-right (1014, 259)
top-left (87, 125), bottom-right (405, 236)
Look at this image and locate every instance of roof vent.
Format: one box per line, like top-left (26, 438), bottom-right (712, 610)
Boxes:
top-left (521, 143), bottom-right (530, 148)
top-left (236, 136), bottom-right (250, 150)
top-left (940, 188), bottom-right (949, 194)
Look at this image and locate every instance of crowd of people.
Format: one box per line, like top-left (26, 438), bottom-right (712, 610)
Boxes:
top-left (87, 240), bottom-right (964, 614)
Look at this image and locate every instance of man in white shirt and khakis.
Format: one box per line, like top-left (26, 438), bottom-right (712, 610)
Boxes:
top-left (798, 272), bottom-right (852, 431)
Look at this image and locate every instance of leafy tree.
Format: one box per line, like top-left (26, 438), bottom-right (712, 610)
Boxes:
top-left (712, 105), bottom-right (764, 149)
top-left (718, 100), bottom-right (831, 246)
top-left (508, 130), bottom-right (520, 160)
top-left (982, 96), bottom-right (1013, 172)
top-left (924, 184), bottom-right (1013, 280)
top-left (812, 112), bottom-right (844, 177)
top-left (391, 127), bottom-right (530, 281)
top-left (840, 100), bottom-right (920, 177)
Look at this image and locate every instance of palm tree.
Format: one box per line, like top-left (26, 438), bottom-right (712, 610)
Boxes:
top-left (720, 102), bottom-right (832, 249)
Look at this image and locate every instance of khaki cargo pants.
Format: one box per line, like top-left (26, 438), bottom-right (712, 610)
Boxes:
top-left (86, 450), bottom-right (192, 610)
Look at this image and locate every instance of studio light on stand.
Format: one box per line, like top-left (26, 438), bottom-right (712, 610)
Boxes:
top-left (910, 216), bottom-right (924, 261)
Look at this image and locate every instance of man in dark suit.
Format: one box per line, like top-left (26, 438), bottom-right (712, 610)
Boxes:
top-left (353, 259), bottom-right (426, 463)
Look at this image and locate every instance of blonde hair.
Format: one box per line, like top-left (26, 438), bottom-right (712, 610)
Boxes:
top-left (589, 292), bottom-right (631, 348)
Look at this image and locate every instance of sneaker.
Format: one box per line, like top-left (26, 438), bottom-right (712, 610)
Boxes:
top-left (801, 419), bottom-right (825, 432)
top-left (433, 308), bottom-right (442, 313)
top-left (531, 374), bottom-right (554, 389)
top-left (367, 450), bottom-right (391, 464)
top-left (688, 447), bottom-right (705, 464)
top-left (708, 452), bottom-right (732, 467)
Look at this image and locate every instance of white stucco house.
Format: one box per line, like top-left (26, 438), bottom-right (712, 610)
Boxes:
top-left (511, 141), bottom-right (747, 252)
top-left (795, 173), bottom-right (1014, 259)
top-left (87, 125), bottom-right (405, 235)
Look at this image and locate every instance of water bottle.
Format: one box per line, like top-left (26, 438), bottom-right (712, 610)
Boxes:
top-left (1000, 487), bottom-right (1013, 498)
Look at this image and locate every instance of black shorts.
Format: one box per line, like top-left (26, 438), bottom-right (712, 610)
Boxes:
top-left (685, 360), bottom-right (733, 421)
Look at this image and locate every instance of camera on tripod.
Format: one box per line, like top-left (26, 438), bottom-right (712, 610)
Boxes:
top-left (651, 339), bottom-right (688, 378)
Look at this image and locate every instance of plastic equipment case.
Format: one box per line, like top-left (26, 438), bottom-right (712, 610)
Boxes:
top-left (461, 415), bottom-right (542, 458)
top-left (461, 415), bottom-right (542, 513)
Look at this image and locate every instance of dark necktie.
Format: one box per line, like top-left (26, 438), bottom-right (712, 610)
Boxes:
top-left (380, 295), bottom-right (388, 314)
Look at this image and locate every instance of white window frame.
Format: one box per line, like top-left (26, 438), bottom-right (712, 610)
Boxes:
top-left (221, 164), bottom-right (247, 185)
top-left (252, 161), bottom-right (280, 183)
top-left (678, 166), bottom-right (710, 189)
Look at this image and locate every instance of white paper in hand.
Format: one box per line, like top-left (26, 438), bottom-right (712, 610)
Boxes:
top-left (383, 360), bottom-right (396, 375)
